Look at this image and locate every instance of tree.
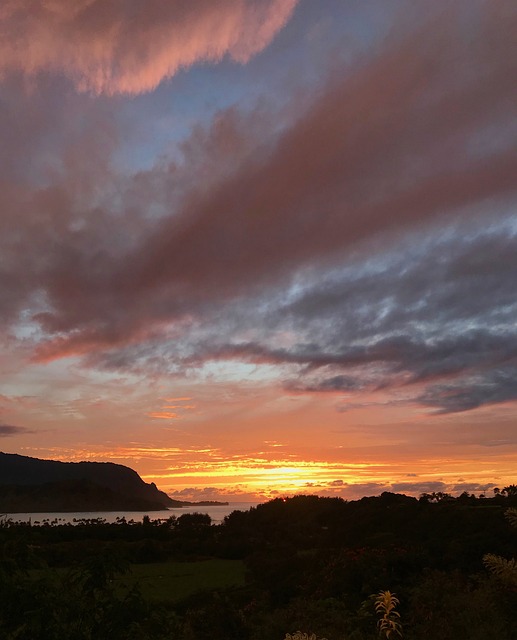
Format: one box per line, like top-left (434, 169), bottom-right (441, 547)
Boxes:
top-left (483, 508), bottom-right (517, 586)
top-left (176, 512), bottom-right (212, 531)
top-left (419, 492), bottom-right (452, 503)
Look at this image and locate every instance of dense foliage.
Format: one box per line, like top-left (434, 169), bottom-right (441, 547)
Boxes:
top-left (1, 491), bottom-right (517, 639)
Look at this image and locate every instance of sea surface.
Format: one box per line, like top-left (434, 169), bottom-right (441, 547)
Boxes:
top-left (1, 502), bottom-right (259, 526)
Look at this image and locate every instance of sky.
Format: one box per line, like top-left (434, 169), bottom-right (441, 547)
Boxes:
top-left (1, 0), bottom-right (516, 503)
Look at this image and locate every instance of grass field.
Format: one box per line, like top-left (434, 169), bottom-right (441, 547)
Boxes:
top-left (120, 558), bottom-right (246, 602)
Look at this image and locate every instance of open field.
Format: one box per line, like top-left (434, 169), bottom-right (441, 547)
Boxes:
top-left (120, 558), bottom-right (246, 602)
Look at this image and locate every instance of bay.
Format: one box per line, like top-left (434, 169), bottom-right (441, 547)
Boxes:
top-left (1, 502), bottom-right (259, 526)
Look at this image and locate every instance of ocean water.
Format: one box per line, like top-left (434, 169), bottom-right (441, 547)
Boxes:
top-left (1, 502), bottom-right (259, 526)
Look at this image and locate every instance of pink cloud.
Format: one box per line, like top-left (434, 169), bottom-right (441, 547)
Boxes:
top-left (0, 0), bottom-right (297, 95)
top-left (1, 2), bottom-right (516, 423)
top-left (29, 2), bottom-right (517, 361)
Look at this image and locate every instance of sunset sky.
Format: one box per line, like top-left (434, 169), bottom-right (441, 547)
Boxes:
top-left (1, 0), bottom-right (516, 503)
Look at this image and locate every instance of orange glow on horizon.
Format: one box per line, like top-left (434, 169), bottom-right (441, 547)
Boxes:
top-left (19, 443), bottom-right (516, 503)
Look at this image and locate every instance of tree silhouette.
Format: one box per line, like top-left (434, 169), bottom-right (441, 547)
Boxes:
top-left (483, 508), bottom-right (517, 586)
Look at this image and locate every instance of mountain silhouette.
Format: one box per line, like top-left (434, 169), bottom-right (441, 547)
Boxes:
top-left (0, 451), bottom-right (179, 512)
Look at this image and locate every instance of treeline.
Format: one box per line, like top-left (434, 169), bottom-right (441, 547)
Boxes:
top-left (1, 491), bottom-right (517, 639)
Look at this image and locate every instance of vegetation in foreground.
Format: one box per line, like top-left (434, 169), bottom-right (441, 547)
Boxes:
top-left (1, 489), bottom-right (517, 639)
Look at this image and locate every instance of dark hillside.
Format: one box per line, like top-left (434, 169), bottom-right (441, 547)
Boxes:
top-left (0, 479), bottom-right (168, 512)
top-left (0, 452), bottom-right (177, 510)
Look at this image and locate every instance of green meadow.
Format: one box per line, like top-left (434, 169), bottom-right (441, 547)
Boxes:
top-left (120, 558), bottom-right (245, 602)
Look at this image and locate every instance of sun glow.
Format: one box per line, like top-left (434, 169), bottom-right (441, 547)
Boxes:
top-left (20, 441), bottom-right (517, 504)
top-left (141, 455), bottom-right (384, 499)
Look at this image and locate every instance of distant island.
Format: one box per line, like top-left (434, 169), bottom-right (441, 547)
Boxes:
top-left (174, 500), bottom-right (230, 507)
top-left (0, 452), bottom-right (228, 512)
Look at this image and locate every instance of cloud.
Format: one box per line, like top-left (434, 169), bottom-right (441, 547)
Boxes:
top-left (167, 485), bottom-right (267, 503)
top-left (31, 215), bottom-right (517, 415)
top-left (0, 423), bottom-right (33, 437)
top-left (418, 366), bottom-right (517, 414)
top-left (124, 4), bottom-right (517, 313)
top-left (1, 1), bottom-right (516, 419)
top-left (25, 2), bottom-right (516, 357)
top-left (0, 0), bottom-right (297, 95)
top-left (315, 480), bottom-right (496, 500)
top-left (142, 220), bottom-right (514, 414)
top-left (390, 481), bottom-right (446, 495)
top-left (287, 375), bottom-right (362, 393)
top-left (449, 482), bottom-right (495, 494)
